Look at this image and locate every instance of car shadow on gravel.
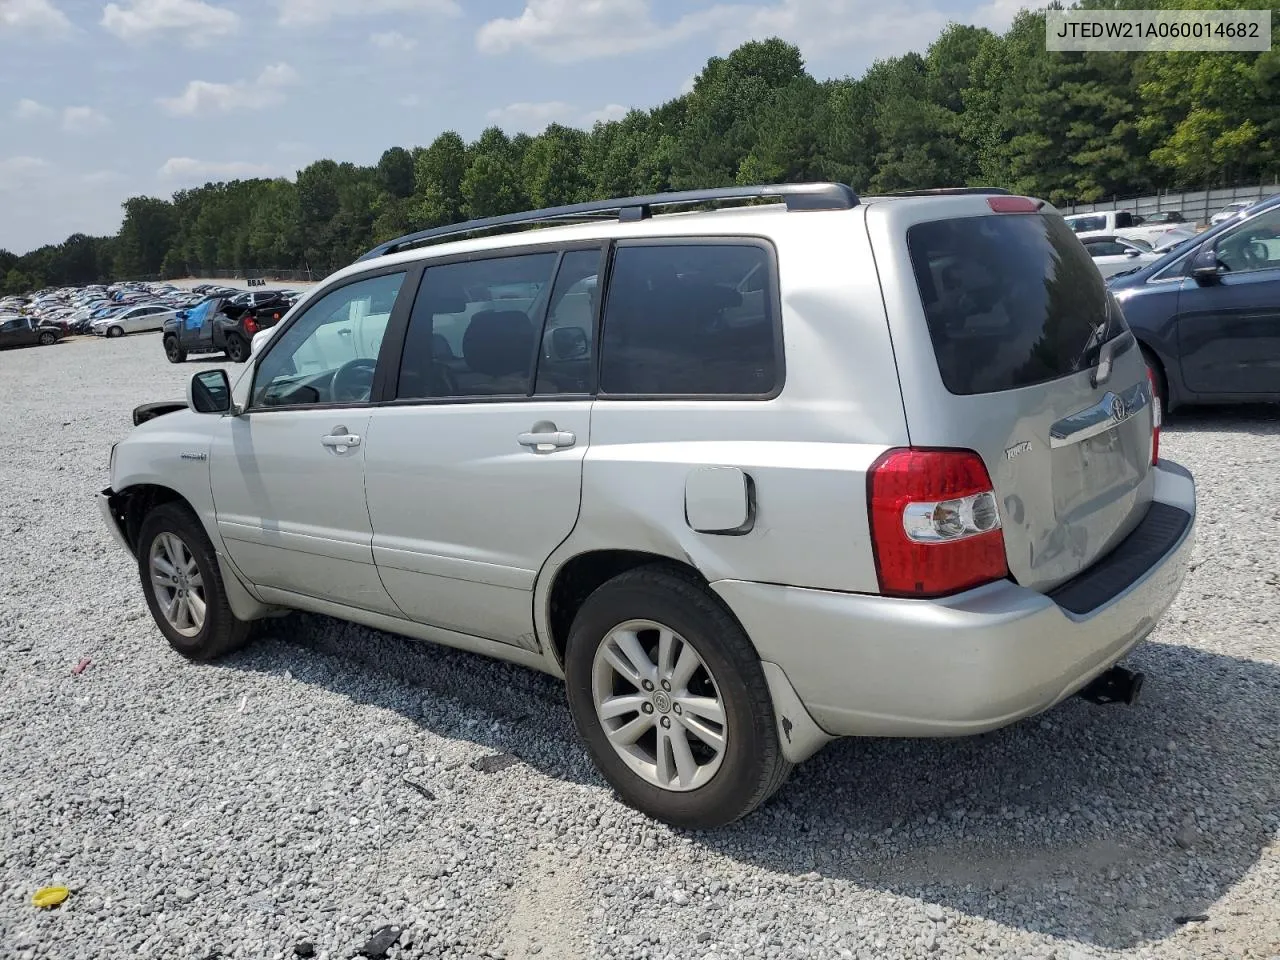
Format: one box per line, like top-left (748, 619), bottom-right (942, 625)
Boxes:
top-left (226, 615), bottom-right (1279, 953)
top-left (1165, 403), bottom-right (1280, 437)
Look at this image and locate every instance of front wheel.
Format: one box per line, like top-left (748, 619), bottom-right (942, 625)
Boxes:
top-left (107, 326), bottom-right (124, 338)
top-left (224, 332), bottom-right (249, 363)
top-left (137, 502), bottom-right (252, 661)
top-left (164, 336), bottom-right (186, 364)
top-left (565, 566), bottom-right (792, 829)
top-left (38, 332), bottom-right (56, 346)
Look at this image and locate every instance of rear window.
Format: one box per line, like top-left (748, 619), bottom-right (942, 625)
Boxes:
top-left (906, 214), bottom-right (1120, 396)
top-left (1067, 215), bottom-right (1105, 233)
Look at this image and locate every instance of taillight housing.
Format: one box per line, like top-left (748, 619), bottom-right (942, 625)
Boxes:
top-left (868, 448), bottom-right (1010, 598)
top-left (1147, 368), bottom-right (1161, 465)
top-left (244, 316), bottom-right (259, 335)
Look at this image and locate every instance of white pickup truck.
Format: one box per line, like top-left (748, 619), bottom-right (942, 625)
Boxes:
top-left (1063, 210), bottom-right (1183, 247)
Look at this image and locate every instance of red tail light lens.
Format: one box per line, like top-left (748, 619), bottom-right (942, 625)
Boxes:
top-left (1147, 368), bottom-right (1161, 464)
top-left (987, 195), bottom-right (1039, 213)
top-left (244, 317), bottom-right (258, 334)
top-left (868, 448), bottom-right (1010, 598)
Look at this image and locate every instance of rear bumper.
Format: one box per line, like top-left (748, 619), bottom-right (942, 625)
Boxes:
top-left (98, 488), bottom-right (133, 556)
top-left (714, 460), bottom-right (1196, 738)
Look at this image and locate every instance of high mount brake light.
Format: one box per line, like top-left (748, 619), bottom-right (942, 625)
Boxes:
top-left (987, 196), bottom-right (1039, 213)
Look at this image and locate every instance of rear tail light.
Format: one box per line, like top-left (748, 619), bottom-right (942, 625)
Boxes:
top-left (987, 195), bottom-right (1039, 213)
top-left (868, 448), bottom-right (1010, 598)
top-left (244, 317), bottom-right (259, 334)
top-left (1147, 368), bottom-right (1161, 464)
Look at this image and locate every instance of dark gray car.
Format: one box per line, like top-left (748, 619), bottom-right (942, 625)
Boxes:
top-left (0, 316), bottom-right (64, 349)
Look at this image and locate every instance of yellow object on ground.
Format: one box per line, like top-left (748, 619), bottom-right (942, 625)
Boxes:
top-left (32, 886), bottom-right (70, 908)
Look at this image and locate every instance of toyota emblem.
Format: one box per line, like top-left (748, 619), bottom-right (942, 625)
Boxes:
top-left (1110, 395), bottom-right (1128, 422)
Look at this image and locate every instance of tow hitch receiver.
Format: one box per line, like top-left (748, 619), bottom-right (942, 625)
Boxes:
top-left (1078, 665), bottom-right (1145, 706)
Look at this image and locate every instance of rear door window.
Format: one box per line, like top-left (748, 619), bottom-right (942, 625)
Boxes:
top-left (599, 242), bottom-right (779, 396)
top-left (906, 214), bottom-right (1121, 396)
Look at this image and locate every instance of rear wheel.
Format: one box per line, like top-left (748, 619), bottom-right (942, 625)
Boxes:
top-left (38, 332), bottom-right (56, 346)
top-left (164, 335), bottom-right (186, 364)
top-left (224, 332), bottom-right (249, 363)
top-left (137, 502), bottom-right (252, 661)
top-left (564, 565), bottom-right (792, 829)
top-left (107, 325), bottom-right (124, 338)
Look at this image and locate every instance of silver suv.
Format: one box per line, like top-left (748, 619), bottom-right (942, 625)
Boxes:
top-left (100, 183), bottom-right (1196, 829)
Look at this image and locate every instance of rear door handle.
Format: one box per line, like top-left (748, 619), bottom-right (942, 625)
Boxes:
top-left (517, 430), bottom-right (576, 452)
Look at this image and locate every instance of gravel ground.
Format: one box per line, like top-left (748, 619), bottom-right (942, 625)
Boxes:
top-left (2, 332), bottom-right (1278, 960)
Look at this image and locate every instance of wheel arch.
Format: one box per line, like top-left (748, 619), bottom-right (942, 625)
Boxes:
top-left (110, 482), bottom-right (278, 622)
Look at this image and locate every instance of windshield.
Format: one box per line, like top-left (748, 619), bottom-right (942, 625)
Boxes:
top-left (906, 213), bottom-right (1124, 395)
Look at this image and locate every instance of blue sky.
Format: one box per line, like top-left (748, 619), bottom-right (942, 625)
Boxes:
top-left (0, 0), bottom-right (1028, 254)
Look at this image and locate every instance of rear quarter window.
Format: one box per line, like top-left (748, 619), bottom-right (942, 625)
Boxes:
top-left (599, 242), bottom-right (780, 397)
top-left (906, 214), bottom-right (1119, 396)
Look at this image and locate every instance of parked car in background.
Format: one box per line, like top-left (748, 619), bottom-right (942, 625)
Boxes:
top-left (0, 316), bottom-right (65, 349)
top-left (1209, 200), bottom-right (1254, 225)
top-left (1065, 210), bottom-right (1181, 247)
top-left (1142, 211), bottom-right (1187, 227)
top-left (162, 294), bottom-right (292, 363)
top-left (1109, 191), bottom-right (1280, 411)
top-left (101, 183), bottom-right (1194, 829)
top-left (92, 304), bottom-right (180, 337)
top-left (1080, 235), bottom-right (1162, 278)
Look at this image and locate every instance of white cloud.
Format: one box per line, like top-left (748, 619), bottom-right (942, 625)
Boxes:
top-left (477, 0), bottom-right (732, 62)
top-left (0, 155), bottom-right (51, 189)
top-left (477, 0), bottom-right (986, 65)
top-left (0, 0), bottom-right (72, 37)
top-left (101, 0), bottom-right (238, 44)
top-left (397, 94), bottom-right (421, 108)
top-left (158, 63), bottom-right (300, 116)
top-left (14, 98), bottom-right (55, 120)
top-left (277, 0), bottom-right (459, 26)
top-left (486, 100), bottom-right (576, 130)
top-left (370, 29), bottom-right (416, 51)
top-left (81, 170), bottom-right (127, 185)
top-left (62, 105), bottom-right (110, 133)
top-left (487, 100), bottom-right (635, 133)
top-left (583, 103), bottom-right (628, 125)
top-left (158, 157), bottom-right (274, 182)
top-left (970, 0), bottom-right (1032, 31)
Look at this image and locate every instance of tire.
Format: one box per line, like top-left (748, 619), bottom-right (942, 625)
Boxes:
top-left (38, 332), bottom-right (56, 346)
top-left (564, 565), bottom-right (792, 829)
top-left (107, 326), bottom-right (124, 338)
top-left (164, 335), bottom-right (186, 364)
top-left (136, 502), bottom-right (252, 662)
top-left (1141, 346), bottom-right (1168, 414)
top-left (224, 332), bottom-right (249, 363)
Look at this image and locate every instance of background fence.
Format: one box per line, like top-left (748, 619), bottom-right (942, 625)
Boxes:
top-left (1064, 180), bottom-right (1280, 226)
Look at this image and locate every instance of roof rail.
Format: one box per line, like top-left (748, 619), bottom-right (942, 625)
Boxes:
top-left (355, 182), bottom-right (860, 262)
top-left (884, 187), bottom-right (1012, 197)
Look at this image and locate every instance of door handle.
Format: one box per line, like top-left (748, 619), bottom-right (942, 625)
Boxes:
top-left (517, 430), bottom-right (576, 452)
top-left (321, 433), bottom-right (362, 451)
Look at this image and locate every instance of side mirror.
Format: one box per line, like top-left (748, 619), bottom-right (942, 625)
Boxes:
top-left (549, 326), bottom-right (589, 360)
top-left (251, 327), bottom-right (272, 356)
top-left (1125, 248), bottom-right (1141, 258)
top-left (188, 369), bottom-right (233, 414)
top-left (1191, 241), bottom-right (1221, 283)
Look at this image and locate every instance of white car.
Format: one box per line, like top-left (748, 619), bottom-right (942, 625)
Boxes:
top-left (100, 183), bottom-right (1194, 829)
top-left (1209, 200), bottom-right (1254, 225)
top-left (92, 305), bottom-right (179, 338)
top-left (1079, 235), bottom-right (1162, 278)
top-left (1064, 210), bottom-right (1179, 248)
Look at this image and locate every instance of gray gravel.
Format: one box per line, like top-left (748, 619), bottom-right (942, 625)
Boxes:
top-left (2, 332), bottom-right (1278, 960)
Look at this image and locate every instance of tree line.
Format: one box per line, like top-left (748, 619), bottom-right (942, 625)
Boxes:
top-left (4, 1), bottom-right (1278, 297)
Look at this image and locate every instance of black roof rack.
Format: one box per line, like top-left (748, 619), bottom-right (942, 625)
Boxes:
top-left (356, 182), bottom-right (860, 262)
top-left (883, 187), bottom-right (1011, 197)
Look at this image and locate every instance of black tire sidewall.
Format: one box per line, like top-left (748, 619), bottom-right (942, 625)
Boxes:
top-left (225, 334), bottom-right (247, 362)
top-left (565, 572), bottom-right (780, 829)
top-left (39, 333), bottom-right (55, 345)
top-left (164, 337), bottom-right (183, 363)
top-left (108, 326), bottom-right (123, 338)
top-left (136, 504), bottom-right (234, 660)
